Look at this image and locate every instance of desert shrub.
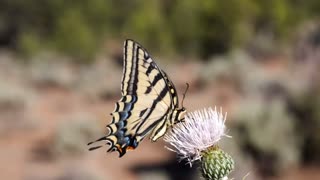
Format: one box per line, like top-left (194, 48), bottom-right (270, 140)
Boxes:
top-left (231, 98), bottom-right (301, 176)
top-left (27, 53), bottom-right (77, 88)
top-left (220, 137), bottom-right (259, 180)
top-left (0, 80), bottom-right (38, 135)
top-left (287, 22), bottom-right (320, 163)
top-left (199, 49), bottom-right (255, 88)
top-left (75, 58), bottom-right (122, 99)
top-left (57, 167), bottom-right (105, 180)
top-left (52, 113), bottom-right (102, 157)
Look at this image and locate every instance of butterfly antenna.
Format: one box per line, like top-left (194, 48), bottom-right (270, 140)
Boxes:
top-left (181, 83), bottom-right (189, 107)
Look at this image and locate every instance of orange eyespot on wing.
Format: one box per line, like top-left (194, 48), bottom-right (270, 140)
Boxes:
top-left (126, 146), bottom-right (136, 151)
top-left (115, 144), bottom-right (123, 154)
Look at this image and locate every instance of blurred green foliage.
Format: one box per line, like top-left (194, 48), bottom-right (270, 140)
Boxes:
top-left (0, 0), bottom-right (319, 60)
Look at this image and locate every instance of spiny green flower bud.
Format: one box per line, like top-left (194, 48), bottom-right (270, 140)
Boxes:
top-left (201, 146), bottom-right (234, 180)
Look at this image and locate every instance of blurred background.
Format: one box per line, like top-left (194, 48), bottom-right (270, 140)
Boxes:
top-left (0, 0), bottom-right (320, 179)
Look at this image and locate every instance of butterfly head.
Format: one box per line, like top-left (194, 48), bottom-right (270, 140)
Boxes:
top-left (175, 83), bottom-right (189, 123)
top-left (174, 107), bottom-right (186, 123)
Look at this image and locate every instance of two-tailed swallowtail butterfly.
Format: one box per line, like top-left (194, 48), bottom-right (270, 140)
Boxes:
top-left (88, 39), bottom-right (187, 157)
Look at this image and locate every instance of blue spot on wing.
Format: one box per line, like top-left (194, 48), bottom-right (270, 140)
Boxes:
top-left (118, 111), bottom-right (130, 121)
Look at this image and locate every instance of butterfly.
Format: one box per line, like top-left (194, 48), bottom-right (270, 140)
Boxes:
top-left (88, 39), bottom-right (187, 157)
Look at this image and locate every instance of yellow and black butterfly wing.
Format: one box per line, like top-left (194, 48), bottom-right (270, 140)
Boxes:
top-left (88, 40), bottom-right (178, 157)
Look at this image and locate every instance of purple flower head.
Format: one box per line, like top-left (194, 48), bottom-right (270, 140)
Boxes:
top-left (164, 107), bottom-right (229, 166)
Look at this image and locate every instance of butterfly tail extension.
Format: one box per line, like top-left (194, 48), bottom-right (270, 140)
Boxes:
top-left (87, 136), bottom-right (109, 151)
top-left (87, 134), bottom-right (129, 157)
top-left (88, 118), bottom-right (140, 157)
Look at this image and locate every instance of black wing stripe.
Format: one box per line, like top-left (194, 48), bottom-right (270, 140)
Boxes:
top-left (145, 73), bottom-right (162, 94)
top-left (131, 45), bottom-right (139, 93)
top-left (127, 42), bottom-right (137, 94)
top-left (146, 62), bottom-right (155, 76)
top-left (121, 40), bottom-right (127, 94)
top-left (122, 40), bottom-right (139, 95)
top-left (161, 71), bottom-right (179, 107)
top-left (136, 115), bottom-right (167, 137)
top-left (136, 86), bottom-right (170, 134)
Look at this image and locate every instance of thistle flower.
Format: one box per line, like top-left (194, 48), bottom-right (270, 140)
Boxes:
top-left (164, 107), bottom-right (234, 180)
